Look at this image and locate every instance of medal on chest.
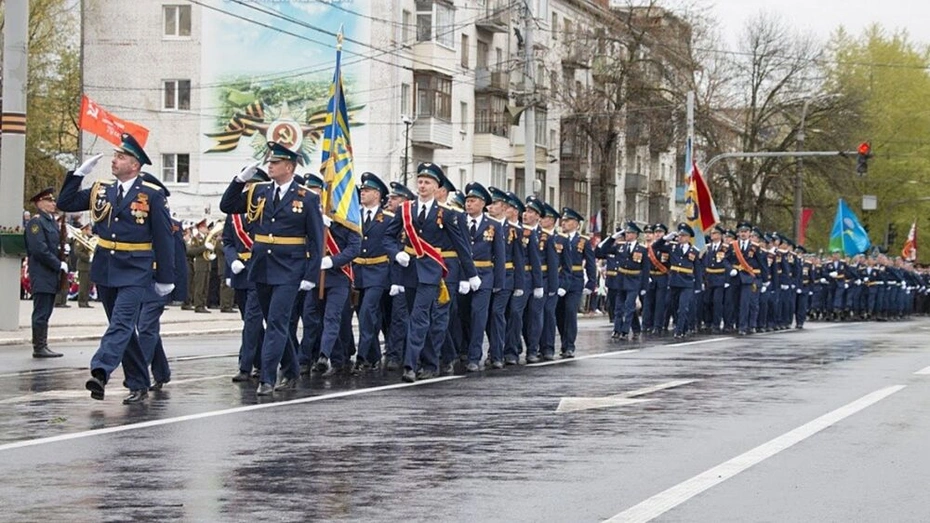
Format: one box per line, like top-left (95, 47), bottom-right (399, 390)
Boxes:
top-left (130, 193), bottom-right (150, 224)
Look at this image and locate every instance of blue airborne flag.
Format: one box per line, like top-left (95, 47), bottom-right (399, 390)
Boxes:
top-left (321, 30), bottom-right (361, 233)
top-left (829, 199), bottom-right (871, 255)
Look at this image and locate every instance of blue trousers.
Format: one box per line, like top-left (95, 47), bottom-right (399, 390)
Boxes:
top-left (795, 290), bottom-right (809, 326)
top-left (235, 288), bottom-right (264, 373)
top-left (541, 293), bottom-right (559, 356)
top-left (523, 294), bottom-right (544, 357)
top-left (138, 295), bottom-right (169, 385)
top-left (386, 291), bottom-right (408, 364)
top-left (613, 288), bottom-right (638, 334)
top-left (302, 286), bottom-right (350, 364)
top-left (669, 286), bottom-right (692, 335)
top-left (559, 290), bottom-right (583, 352)
top-left (255, 283), bottom-right (300, 386)
top-left (93, 285), bottom-right (147, 390)
top-left (487, 289), bottom-right (511, 363)
top-left (356, 286), bottom-right (385, 365)
top-left (432, 290), bottom-right (455, 368)
top-left (465, 288), bottom-right (493, 364)
top-left (403, 284), bottom-right (440, 372)
top-left (505, 288), bottom-right (529, 360)
top-left (707, 285), bottom-right (725, 330)
top-left (738, 282), bottom-right (757, 332)
top-left (31, 292), bottom-right (55, 329)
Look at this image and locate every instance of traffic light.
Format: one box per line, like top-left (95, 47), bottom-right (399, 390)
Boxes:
top-left (856, 142), bottom-right (872, 175)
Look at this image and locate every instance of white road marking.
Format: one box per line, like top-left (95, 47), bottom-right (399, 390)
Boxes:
top-left (557, 379), bottom-right (698, 413)
top-left (915, 366), bottom-right (930, 375)
top-left (525, 349), bottom-right (639, 367)
top-left (0, 390), bottom-right (88, 404)
top-left (162, 375), bottom-right (230, 386)
top-left (604, 384), bottom-right (905, 523)
top-left (665, 337), bottom-right (732, 348)
top-left (0, 376), bottom-right (464, 452)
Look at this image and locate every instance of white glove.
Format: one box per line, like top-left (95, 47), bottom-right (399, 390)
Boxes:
top-left (493, 288), bottom-right (501, 294)
top-left (299, 280), bottom-right (316, 292)
top-left (236, 160), bottom-right (261, 182)
top-left (389, 284), bottom-right (403, 296)
top-left (612, 230), bottom-right (624, 240)
top-left (844, 283), bottom-right (849, 289)
top-left (225, 278), bottom-right (232, 287)
top-left (74, 153), bottom-right (104, 177)
top-left (60, 261), bottom-right (69, 273)
top-left (695, 289), bottom-right (702, 294)
top-left (64, 244), bottom-right (71, 254)
top-left (154, 283), bottom-right (175, 296)
top-left (796, 288), bottom-right (802, 294)
top-left (458, 281), bottom-right (470, 295)
top-left (724, 283), bottom-right (730, 288)
top-left (640, 289), bottom-right (647, 296)
top-left (809, 291), bottom-right (814, 296)
top-left (819, 278), bottom-right (827, 284)
top-left (321, 256), bottom-right (333, 270)
top-left (231, 260), bottom-right (245, 274)
top-left (204, 242), bottom-right (215, 251)
top-left (863, 277), bottom-right (870, 282)
top-left (395, 252), bottom-right (410, 267)
top-left (548, 292), bottom-right (556, 297)
top-left (780, 284), bottom-right (788, 290)
top-left (468, 275), bottom-right (482, 291)
top-left (322, 215), bottom-right (333, 227)
top-left (854, 279), bottom-right (861, 285)
top-left (829, 271), bottom-right (838, 278)
top-left (513, 289), bottom-right (524, 297)
top-left (583, 288), bottom-right (592, 296)
top-left (557, 287), bottom-right (567, 297)
top-left (533, 287), bottom-right (544, 299)
top-left (664, 233), bottom-right (676, 241)
top-left (729, 269), bottom-right (738, 277)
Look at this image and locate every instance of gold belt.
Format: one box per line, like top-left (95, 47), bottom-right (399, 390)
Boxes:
top-left (96, 239), bottom-right (152, 252)
top-left (618, 268), bottom-right (641, 276)
top-left (354, 255), bottom-right (388, 265)
top-left (254, 234), bottom-right (305, 245)
top-left (474, 260), bottom-right (493, 268)
top-left (606, 271), bottom-right (617, 276)
top-left (524, 265), bottom-right (532, 271)
top-left (238, 252), bottom-right (252, 261)
top-left (705, 268), bottom-right (725, 274)
top-left (404, 246), bottom-right (458, 258)
top-left (572, 265), bottom-right (584, 271)
top-left (505, 262), bottom-right (514, 269)
top-left (650, 270), bottom-right (667, 276)
top-left (540, 265), bottom-right (548, 272)
top-left (670, 265), bottom-right (693, 274)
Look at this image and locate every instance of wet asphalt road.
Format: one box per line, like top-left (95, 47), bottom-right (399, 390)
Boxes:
top-left (0, 318), bottom-right (928, 522)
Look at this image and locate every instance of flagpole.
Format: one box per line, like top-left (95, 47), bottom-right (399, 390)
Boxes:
top-left (320, 26), bottom-right (344, 298)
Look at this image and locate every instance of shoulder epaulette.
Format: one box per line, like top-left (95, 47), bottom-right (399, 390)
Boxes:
top-left (558, 232), bottom-right (569, 238)
top-left (382, 210), bottom-right (395, 217)
top-left (438, 202), bottom-right (454, 210)
top-left (141, 181), bottom-right (164, 192)
top-left (98, 179), bottom-right (116, 185)
top-left (580, 234), bottom-right (590, 240)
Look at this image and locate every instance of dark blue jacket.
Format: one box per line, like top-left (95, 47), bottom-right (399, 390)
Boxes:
top-left (222, 213), bottom-right (254, 290)
top-left (560, 232), bottom-right (596, 292)
top-left (354, 208), bottom-right (393, 289)
top-left (465, 214), bottom-right (506, 291)
top-left (24, 213), bottom-right (62, 295)
top-left (518, 224), bottom-right (543, 290)
top-left (725, 240), bottom-right (769, 284)
top-left (701, 242), bottom-right (732, 288)
top-left (323, 221), bottom-right (361, 288)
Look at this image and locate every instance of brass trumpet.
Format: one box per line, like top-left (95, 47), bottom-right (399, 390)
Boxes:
top-left (202, 221), bottom-right (224, 261)
top-left (66, 223), bottom-right (98, 253)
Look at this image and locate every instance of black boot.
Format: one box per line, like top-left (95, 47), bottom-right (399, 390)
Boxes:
top-left (32, 325), bottom-right (63, 358)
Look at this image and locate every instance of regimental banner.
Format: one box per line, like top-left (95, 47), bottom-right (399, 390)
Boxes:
top-left (78, 95), bottom-right (149, 147)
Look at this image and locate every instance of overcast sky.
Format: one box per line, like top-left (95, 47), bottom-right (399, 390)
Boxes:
top-left (707, 0), bottom-right (930, 47)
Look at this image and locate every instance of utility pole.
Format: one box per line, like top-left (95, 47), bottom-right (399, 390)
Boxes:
top-left (794, 99), bottom-right (810, 241)
top-left (523, 0), bottom-right (535, 204)
top-left (0, 0), bottom-right (29, 331)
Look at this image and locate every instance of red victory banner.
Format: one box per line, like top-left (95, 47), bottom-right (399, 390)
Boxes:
top-left (79, 94), bottom-right (149, 147)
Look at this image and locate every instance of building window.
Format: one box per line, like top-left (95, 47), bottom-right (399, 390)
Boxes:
top-left (458, 168), bottom-right (467, 190)
top-left (163, 80), bottom-right (191, 110)
top-left (475, 94), bottom-right (509, 137)
top-left (163, 5), bottom-right (191, 38)
top-left (460, 101), bottom-right (468, 133)
top-left (535, 109), bottom-right (547, 146)
top-left (414, 72), bottom-right (452, 120)
top-left (461, 34), bottom-right (469, 69)
top-left (162, 154), bottom-right (190, 184)
top-left (551, 12), bottom-right (558, 40)
top-left (402, 9), bottom-right (413, 43)
top-left (416, 0), bottom-right (455, 48)
top-left (491, 161), bottom-right (507, 189)
top-left (401, 83), bottom-right (412, 118)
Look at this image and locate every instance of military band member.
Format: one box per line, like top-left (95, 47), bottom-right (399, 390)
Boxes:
top-left (522, 197), bottom-right (559, 363)
top-left (382, 163), bottom-right (479, 382)
top-left (58, 133), bottom-right (176, 402)
top-left (24, 187), bottom-right (67, 358)
top-left (75, 222), bottom-right (95, 308)
top-left (353, 172), bottom-right (392, 371)
top-left (556, 207), bottom-right (596, 357)
top-left (219, 142), bottom-right (325, 396)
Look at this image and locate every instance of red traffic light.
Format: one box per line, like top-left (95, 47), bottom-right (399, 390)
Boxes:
top-left (858, 142), bottom-right (871, 156)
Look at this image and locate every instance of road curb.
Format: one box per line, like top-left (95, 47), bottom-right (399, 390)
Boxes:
top-left (0, 328), bottom-right (242, 347)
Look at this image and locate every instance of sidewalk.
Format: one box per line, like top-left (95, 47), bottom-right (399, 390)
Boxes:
top-left (0, 300), bottom-right (243, 346)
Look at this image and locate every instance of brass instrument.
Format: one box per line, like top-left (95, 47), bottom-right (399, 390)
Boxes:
top-left (66, 223), bottom-right (99, 254)
top-left (202, 221), bottom-right (224, 261)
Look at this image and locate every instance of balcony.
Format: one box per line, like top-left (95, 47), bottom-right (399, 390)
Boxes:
top-left (475, 68), bottom-right (510, 94)
top-left (473, 133), bottom-right (511, 160)
top-left (561, 42), bottom-right (589, 68)
top-left (591, 55), bottom-right (615, 83)
top-left (412, 40), bottom-right (457, 75)
top-left (475, 0), bottom-right (510, 33)
top-left (626, 121), bottom-right (649, 147)
top-left (624, 172), bottom-right (647, 192)
top-left (410, 116), bottom-right (453, 150)
top-left (649, 179), bottom-right (668, 195)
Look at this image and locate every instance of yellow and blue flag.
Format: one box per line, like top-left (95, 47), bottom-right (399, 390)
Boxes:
top-left (321, 31), bottom-right (361, 233)
top-left (829, 199), bottom-right (870, 255)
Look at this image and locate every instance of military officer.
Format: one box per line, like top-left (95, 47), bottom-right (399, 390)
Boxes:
top-left (57, 133), bottom-right (176, 403)
top-left (382, 181), bottom-right (415, 370)
top-left (382, 163), bottom-right (479, 382)
top-left (726, 222), bottom-right (769, 335)
top-left (520, 197), bottom-right (556, 363)
top-left (353, 172), bottom-right (392, 371)
top-left (556, 207), bottom-right (596, 357)
top-left (538, 202), bottom-right (568, 360)
top-left (503, 191), bottom-right (542, 365)
top-left (599, 221), bottom-right (649, 340)
top-left (643, 223), bottom-right (672, 334)
top-left (432, 178), bottom-right (470, 375)
top-left (655, 224), bottom-right (702, 338)
top-left (219, 142), bottom-right (325, 395)
top-left (702, 225), bottom-right (731, 332)
top-left (24, 187), bottom-right (67, 358)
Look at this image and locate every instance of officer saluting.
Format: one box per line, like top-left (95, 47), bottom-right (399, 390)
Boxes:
top-left (220, 142), bottom-right (325, 396)
top-left (24, 187), bottom-right (67, 358)
top-left (58, 133), bottom-right (176, 402)
top-left (556, 207), bottom-right (595, 357)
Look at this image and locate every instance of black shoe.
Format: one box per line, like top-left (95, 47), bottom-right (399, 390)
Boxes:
top-left (181, 305), bottom-right (194, 311)
top-left (220, 308), bottom-right (237, 313)
top-left (562, 351), bottom-right (574, 359)
top-left (441, 362), bottom-right (455, 375)
top-left (458, 353), bottom-right (469, 363)
top-left (85, 370), bottom-right (106, 400)
top-left (231, 371), bottom-right (251, 382)
top-left (610, 332), bottom-right (620, 340)
top-left (352, 361), bottom-right (371, 375)
top-left (250, 368), bottom-right (260, 379)
top-left (195, 307), bottom-right (211, 314)
top-left (503, 356), bottom-right (518, 366)
top-left (32, 346), bottom-right (63, 358)
top-left (149, 380), bottom-right (169, 391)
top-left (384, 360), bottom-right (400, 372)
top-left (299, 364), bottom-right (312, 376)
top-left (78, 303), bottom-right (93, 308)
top-left (122, 389), bottom-right (148, 405)
top-left (526, 354), bottom-right (541, 364)
top-left (321, 365), bottom-right (341, 378)
top-left (542, 353), bottom-right (555, 361)
top-left (256, 383), bottom-right (274, 396)
top-left (55, 303), bottom-right (71, 309)
top-left (466, 362), bottom-right (480, 372)
top-left (313, 356), bottom-right (331, 374)
top-left (417, 369), bottom-right (437, 380)
top-left (274, 376), bottom-right (298, 391)
top-left (491, 360), bottom-right (504, 370)
top-left (738, 330), bottom-right (748, 336)
top-left (401, 369), bottom-right (416, 383)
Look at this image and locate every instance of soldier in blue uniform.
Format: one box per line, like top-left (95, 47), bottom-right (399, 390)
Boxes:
top-left (382, 163), bottom-right (478, 382)
top-left (224, 167), bottom-right (269, 382)
top-left (502, 191), bottom-right (541, 364)
top-left (796, 246), bottom-right (814, 328)
top-left (486, 187), bottom-right (525, 367)
top-left (598, 225), bottom-right (623, 324)
top-left (597, 221), bottom-right (649, 340)
top-left (643, 223), bottom-right (672, 334)
top-left (219, 142), bottom-right (325, 395)
top-left (701, 225), bottom-right (731, 333)
top-left (538, 202), bottom-right (568, 359)
top-left (58, 133), bottom-right (176, 403)
top-left (722, 229), bottom-right (740, 331)
top-left (382, 182), bottom-right (416, 370)
top-left (521, 197), bottom-right (558, 363)
top-left (353, 172), bottom-right (392, 371)
top-left (655, 224), bottom-right (702, 338)
top-left (823, 249), bottom-right (851, 321)
top-left (432, 178), bottom-right (470, 375)
top-left (24, 187), bottom-right (67, 358)
top-left (726, 222), bottom-right (769, 335)
top-left (556, 207), bottom-right (596, 357)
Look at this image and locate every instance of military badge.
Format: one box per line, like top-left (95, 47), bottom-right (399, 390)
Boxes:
top-left (436, 208), bottom-right (444, 229)
top-left (554, 241), bottom-right (563, 253)
top-left (292, 200), bottom-right (304, 213)
top-left (508, 227), bottom-right (517, 244)
top-left (632, 251), bottom-right (643, 263)
top-left (688, 251), bottom-right (696, 262)
top-left (578, 238), bottom-right (586, 252)
top-left (376, 212), bottom-right (384, 223)
top-left (130, 193), bottom-right (150, 224)
top-left (661, 253), bottom-right (669, 263)
top-left (483, 225), bottom-right (495, 242)
top-left (297, 187), bottom-right (306, 198)
top-left (716, 250), bottom-right (725, 262)
top-left (30, 223), bottom-right (40, 234)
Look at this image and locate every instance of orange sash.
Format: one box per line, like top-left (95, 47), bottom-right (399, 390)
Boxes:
top-left (647, 242), bottom-right (667, 274)
top-left (231, 214), bottom-right (253, 250)
top-left (732, 242), bottom-right (756, 275)
top-left (401, 201), bottom-right (450, 304)
top-left (324, 228), bottom-right (354, 282)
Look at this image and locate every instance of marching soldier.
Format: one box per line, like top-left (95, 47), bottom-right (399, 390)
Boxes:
top-left (24, 187), bottom-right (67, 358)
top-left (598, 221), bottom-right (649, 341)
top-left (353, 172), bottom-right (392, 371)
top-left (796, 246), bottom-right (814, 328)
top-left (219, 142), bottom-right (325, 396)
top-left (58, 133), bottom-right (176, 402)
top-left (702, 225), bottom-right (730, 333)
top-left (521, 197), bottom-right (558, 363)
top-left (382, 181), bottom-right (415, 370)
top-left (655, 224), bottom-right (702, 338)
top-left (643, 223), bottom-right (672, 334)
top-left (539, 202), bottom-right (568, 360)
top-left (382, 163), bottom-right (479, 382)
top-left (503, 191), bottom-right (541, 365)
top-left (556, 207), bottom-right (596, 357)
top-left (486, 187), bottom-right (524, 367)
top-left (74, 222), bottom-right (94, 308)
top-left (432, 178), bottom-right (470, 375)
top-left (726, 222), bottom-right (768, 335)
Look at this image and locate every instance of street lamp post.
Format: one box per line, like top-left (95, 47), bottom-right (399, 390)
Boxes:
top-left (794, 99), bottom-right (811, 242)
top-left (402, 115), bottom-right (414, 186)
